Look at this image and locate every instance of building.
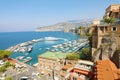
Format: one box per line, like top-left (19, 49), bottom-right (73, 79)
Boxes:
top-left (104, 4), bottom-right (120, 18)
top-left (91, 22), bottom-right (120, 56)
top-left (38, 51), bottom-right (66, 80)
top-left (91, 4), bottom-right (120, 63)
top-left (69, 60), bottom-right (94, 80)
top-left (60, 64), bottom-right (73, 80)
top-left (94, 60), bottom-right (120, 80)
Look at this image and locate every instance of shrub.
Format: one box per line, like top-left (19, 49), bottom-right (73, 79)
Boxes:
top-left (0, 66), bottom-right (6, 72)
top-left (5, 77), bottom-right (12, 80)
top-left (66, 53), bottom-right (80, 60)
top-left (0, 50), bottom-right (11, 59)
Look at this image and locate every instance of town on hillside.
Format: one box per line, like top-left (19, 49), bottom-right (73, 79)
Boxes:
top-left (0, 4), bottom-right (120, 80)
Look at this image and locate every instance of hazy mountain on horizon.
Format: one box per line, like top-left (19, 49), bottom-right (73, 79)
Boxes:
top-left (36, 19), bottom-right (93, 32)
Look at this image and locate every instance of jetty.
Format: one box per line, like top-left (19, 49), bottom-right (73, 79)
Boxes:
top-left (23, 57), bottom-right (32, 63)
top-left (6, 38), bottom-right (43, 53)
top-left (48, 39), bottom-right (89, 53)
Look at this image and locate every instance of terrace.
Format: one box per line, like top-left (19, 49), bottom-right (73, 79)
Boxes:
top-left (74, 60), bottom-right (94, 72)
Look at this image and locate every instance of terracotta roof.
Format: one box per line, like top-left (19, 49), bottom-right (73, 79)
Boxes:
top-left (62, 64), bottom-right (72, 70)
top-left (5, 58), bottom-right (17, 64)
top-left (8, 59), bottom-right (17, 64)
top-left (74, 69), bottom-right (89, 75)
top-left (95, 60), bottom-right (120, 80)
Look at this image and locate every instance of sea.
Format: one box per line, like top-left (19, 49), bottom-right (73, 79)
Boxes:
top-left (0, 31), bottom-right (80, 65)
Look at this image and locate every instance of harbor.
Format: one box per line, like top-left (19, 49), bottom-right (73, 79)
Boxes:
top-left (7, 38), bottom-right (43, 53)
top-left (47, 39), bottom-right (89, 53)
top-left (6, 37), bottom-right (63, 53)
top-left (10, 38), bottom-right (88, 65)
top-left (2, 31), bottom-right (80, 65)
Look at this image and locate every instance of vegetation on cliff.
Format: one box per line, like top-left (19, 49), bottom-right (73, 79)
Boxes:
top-left (0, 62), bottom-right (15, 72)
top-left (104, 17), bottom-right (115, 24)
top-left (74, 26), bottom-right (88, 37)
top-left (80, 48), bottom-right (90, 60)
top-left (0, 50), bottom-right (11, 59)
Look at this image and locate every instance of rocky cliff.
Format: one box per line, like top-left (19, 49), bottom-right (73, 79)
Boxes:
top-left (93, 36), bottom-right (117, 61)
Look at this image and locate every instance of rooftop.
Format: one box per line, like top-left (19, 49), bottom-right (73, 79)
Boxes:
top-left (74, 60), bottom-right (94, 71)
top-left (106, 4), bottom-right (120, 10)
top-left (62, 64), bottom-right (72, 70)
top-left (110, 4), bottom-right (120, 6)
top-left (95, 60), bottom-right (120, 80)
top-left (39, 51), bottom-right (66, 60)
top-left (5, 58), bottom-right (18, 64)
top-left (78, 60), bottom-right (94, 66)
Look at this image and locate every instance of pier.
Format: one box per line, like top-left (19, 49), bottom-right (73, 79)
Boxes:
top-left (23, 57), bottom-right (32, 63)
top-left (48, 39), bottom-right (89, 53)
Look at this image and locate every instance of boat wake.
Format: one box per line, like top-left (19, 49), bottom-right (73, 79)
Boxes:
top-left (44, 37), bottom-right (68, 41)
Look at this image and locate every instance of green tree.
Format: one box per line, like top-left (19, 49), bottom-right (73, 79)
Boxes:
top-left (0, 66), bottom-right (6, 72)
top-left (4, 62), bottom-right (11, 68)
top-left (66, 53), bottom-right (80, 60)
top-left (104, 17), bottom-right (115, 24)
top-left (81, 48), bottom-right (90, 60)
top-left (88, 33), bottom-right (92, 60)
top-left (88, 33), bottom-right (92, 48)
top-left (0, 50), bottom-right (11, 59)
top-left (5, 77), bottom-right (12, 80)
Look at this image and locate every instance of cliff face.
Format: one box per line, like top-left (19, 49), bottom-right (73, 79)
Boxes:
top-left (73, 27), bottom-right (90, 36)
top-left (93, 36), bottom-right (117, 61)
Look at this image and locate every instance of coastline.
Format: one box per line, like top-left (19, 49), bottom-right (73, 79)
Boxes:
top-left (0, 31), bottom-right (79, 65)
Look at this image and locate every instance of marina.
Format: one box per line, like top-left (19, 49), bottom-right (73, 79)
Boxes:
top-left (1, 31), bottom-right (80, 65)
top-left (6, 39), bottom-right (42, 53)
top-left (11, 38), bottom-right (88, 65)
top-left (47, 39), bottom-right (89, 53)
top-left (6, 37), bottom-right (61, 53)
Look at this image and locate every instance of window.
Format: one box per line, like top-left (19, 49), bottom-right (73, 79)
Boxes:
top-left (112, 27), bottom-right (117, 31)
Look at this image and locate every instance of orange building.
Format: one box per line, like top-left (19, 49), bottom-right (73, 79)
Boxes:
top-left (94, 60), bottom-right (120, 80)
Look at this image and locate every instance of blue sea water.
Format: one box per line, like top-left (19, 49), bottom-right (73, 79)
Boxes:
top-left (0, 31), bottom-right (79, 65)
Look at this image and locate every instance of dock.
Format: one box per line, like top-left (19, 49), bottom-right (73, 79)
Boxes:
top-left (48, 39), bottom-right (89, 53)
top-left (23, 57), bottom-right (32, 63)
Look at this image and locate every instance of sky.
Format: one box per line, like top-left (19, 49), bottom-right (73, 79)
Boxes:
top-left (0, 0), bottom-right (120, 32)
